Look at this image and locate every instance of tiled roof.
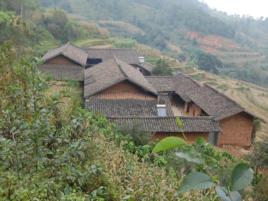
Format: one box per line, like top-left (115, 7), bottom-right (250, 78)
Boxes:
top-left (85, 48), bottom-right (140, 64)
top-left (174, 73), bottom-right (201, 103)
top-left (188, 85), bottom-right (248, 120)
top-left (42, 43), bottom-right (88, 66)
top-left (86, 98), bottom-right (158, 117)
top-left (108, 116), bottom-right (220, 133)
top-left (146, 76), bottom-right (176, 92)
top-left (146, 74), bottom-right (201, 102)
top-left (146, 74), bottom-right (255, 120)
top-left (40, 64), bottom-right (84, 81)
top-left (86, 97), bottom-right (174, 117)
top-left (84, 58), bottom-right (157, 98)
top-left (137, 62), bottom-right (154, 72)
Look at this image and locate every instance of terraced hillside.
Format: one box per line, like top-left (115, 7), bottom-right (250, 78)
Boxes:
top-left (187, 32), bottom-right (266, 66)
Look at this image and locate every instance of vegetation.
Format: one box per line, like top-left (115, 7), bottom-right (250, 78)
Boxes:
top-left (0, 0), bottom-right (108, 56)
top-left (247, 138), bottom-right (268, 200)
top-left (190, 51), bottom-right (223, 73)
top-left (153, 137), bottom-right (254, 201)
top-left (0, 46), bottom-right (216, 200)
top-left (1, 0), bottom-right (268, 200)
top-left (152, 59), bottom-right (173, 76)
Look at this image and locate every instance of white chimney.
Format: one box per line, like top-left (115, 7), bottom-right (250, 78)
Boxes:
top-left (157, 104), bottom-right (167, 117)
top-left (139, 56), bottom-right (145, 63)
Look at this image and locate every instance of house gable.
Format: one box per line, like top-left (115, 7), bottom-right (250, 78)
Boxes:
top-left (45, 55), bottom-right (81, 66)
top-left (42, 43), bottom-right (88, 66)
top-left (84, 58), bottom-right (157, 98)
top-left (94, 80), bottom-right (156, 100)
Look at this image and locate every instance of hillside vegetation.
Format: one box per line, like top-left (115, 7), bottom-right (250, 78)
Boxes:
top-left (40, 0), bottom-right (268, 87)
top-left (1, 1), bottom-right (268, 200)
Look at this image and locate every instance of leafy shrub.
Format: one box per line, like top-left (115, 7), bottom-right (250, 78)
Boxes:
top-left (0, 58), bottom-right (118, 200)
top-left (111, 38), bottom-right (137, 48)
top-left (153, 137), bottom-right (254, 201)
top-left (152, 59), bottom-right (173, 76)
top-left (192, 51), bottom-right (223, 73)
top-left (247, 137), bottom-right (268, 201)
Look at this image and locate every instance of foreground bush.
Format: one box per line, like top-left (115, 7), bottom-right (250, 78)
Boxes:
top-left (0, 54), bottom-right (256, 200)
top-left (0, 57), bottom-right (218, 200)
top-left (0, 58), bottom-right (117, 200)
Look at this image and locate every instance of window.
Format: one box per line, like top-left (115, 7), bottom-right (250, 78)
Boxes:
top-left (157, 104), bottom-right (167, 117)
top-left (86, 58), bottom-right (102, 67)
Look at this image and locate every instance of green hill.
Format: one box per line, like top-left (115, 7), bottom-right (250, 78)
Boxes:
top-left (39, 0), bottom-right (268, 87)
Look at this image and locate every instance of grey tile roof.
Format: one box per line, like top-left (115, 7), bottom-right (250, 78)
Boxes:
top-left (85, 48), bottom-right (140, 64)
top-left (42, 43), bottom-right (88, 66)
top-left (146, 74), bottom-right (255, 120)
top-left (84, 58), bottom-right (157, 98)
top-left (86, 96), bottom-right (174, 117)
top-left (188, 85), bottom-right (248, 120)
top-left (174, 73), bottom-right (202, 102)
top-left (108, 116), bottom-right (220, 133)
top-left (86, 98), bottom-right (158, 117)
top-left (40, 64), bottom-right (84, 81)
top-left (137, 62), bottom-right (154, 72)
top-left (146, 74), bottom-right (201, 102)
top-left (146, 76), bottom-right (176, 92)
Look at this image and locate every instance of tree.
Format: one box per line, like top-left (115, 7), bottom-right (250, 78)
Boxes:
top-left (192, 51), bottom-right (223, 74)
top-left (248, 138), bottom-right (268, 174)
top-left (152, 59), bottom-right (173, 76)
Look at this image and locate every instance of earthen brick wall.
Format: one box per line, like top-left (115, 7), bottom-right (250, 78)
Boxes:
top-left (218, 113), bottom-right (254, 147)
top-left (96, 81), bottom-right (156, 100)
top-left (46, 55), bottom-right (79, 65)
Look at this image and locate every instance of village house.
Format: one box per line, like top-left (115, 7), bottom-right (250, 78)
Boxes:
top-left (41, 43), bottom-right (258, 148)
top-left (40, 43), bottom-right (152, 81)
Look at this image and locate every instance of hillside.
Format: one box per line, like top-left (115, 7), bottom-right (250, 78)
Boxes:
top-left (1, 1), bottom-right (268, 200)
top-left (40, 0), bottom-right (268, 87)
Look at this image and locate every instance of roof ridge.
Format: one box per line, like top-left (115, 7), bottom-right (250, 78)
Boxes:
top-left (68, 42), bottom-right (85, 50)
top-left (175, 72), bottom-right (202, 87)
top-left (113, 56), bottom-right (128, 79)
top-left (63, 42), bottom-right (71, 52)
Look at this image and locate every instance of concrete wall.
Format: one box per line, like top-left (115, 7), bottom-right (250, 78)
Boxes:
top-left (152, 132), bottom-right (209, 143)
top-left (96, 81), bottom-right (156, 100)
top-left (46, 55), bottom-right (80, 66)
top-left (218, 113), bottom-right (254, 147)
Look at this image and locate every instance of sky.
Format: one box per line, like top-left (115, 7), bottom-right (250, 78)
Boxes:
top-left (201, 0), bottom-right (268, 18)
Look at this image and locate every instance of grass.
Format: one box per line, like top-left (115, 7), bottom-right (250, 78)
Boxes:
top-left (74, 38), bottom-right (111, 48)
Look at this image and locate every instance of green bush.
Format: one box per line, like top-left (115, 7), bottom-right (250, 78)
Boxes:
top-left (0, 58), bottom-right (118, 200)
top-left (152, 59), bottom-right (173, 76)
